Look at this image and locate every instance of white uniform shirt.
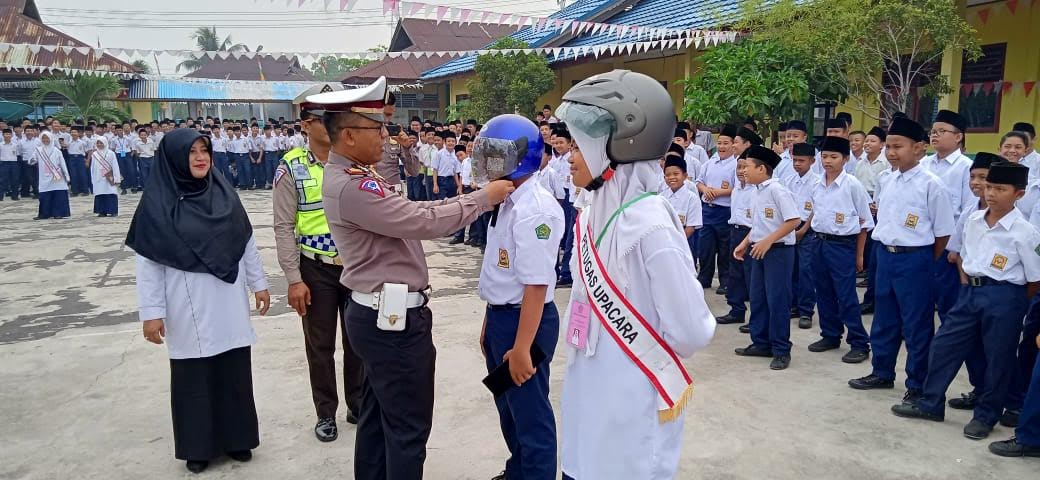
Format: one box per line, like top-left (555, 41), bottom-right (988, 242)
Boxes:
top-left (478, 179), bottom-right (564, 304)
top-left (113, 136), bottom-right (132, 155)
top-left (960, 208), bottom-right (1040, 284)
top-left (810, 171), bottom-right (876, 235)
top-left (662, 184), bottom-right (703, 229)
top-left (459, 157), bottom-right (473, 186)
top-left (67, 137), bottom-right (89, 155)
top-left (135, 235), bottom-right (269, 360)
top-left (248, 134), bottom-right (262, 153)
top-left (1020, 150), bottom-right (1040, 183)
top-left (684, 143), bottom-right (709, 178)
top-left (854, 153), bottom-right (891, 195)
top-left (211, 134), bottom-right (227, 153)
top-left (33, 145), bottom-right (70, 192)
top-left (0, 140), bottom-right (17, 162)
top-left (774, 151), bottom-right (797, 187)
top-left (536, 166), bottom-right (556, 194)
top-left (434, 148), bottom-right (458, 177)
top-left (133, 137), bottom-right (157, 157)
top-left (696, 154), bottom-right (737, 207)
top-left (550, 152), bottom-right (574, 200)
top-left (729, 182), bottom-right (756, 227)
top-left (788, 170), bottom-right (820, 221)
top-left (262, 135), bottom-right (279, 151)
top-left (872, 164), bottom-right (955, 246)
top-left (922, 149), bottom-right (974, 221)
top-left (750, 178), bottom-right (800, 245)
top-left (947, 200), bottom-right (983, 253)
top-left (20, 136), bottom-right (41, 157)
top-left (89, 149), bottom-right (121, 196)
top-left (1018, 180), bottom-right (1040, 219)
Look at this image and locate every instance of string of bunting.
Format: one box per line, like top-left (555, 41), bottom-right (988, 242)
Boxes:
top-left (972, 0), bottom-right (1036, 24)
top-left (960, 80), bottom-right (1037, 98)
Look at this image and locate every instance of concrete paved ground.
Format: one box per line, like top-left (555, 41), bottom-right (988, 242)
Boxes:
top-left (0, 192), bottom-right (1035, 479)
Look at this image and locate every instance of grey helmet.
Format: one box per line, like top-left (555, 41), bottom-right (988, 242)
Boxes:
top-left (559, 69), bottom-right (676, 164)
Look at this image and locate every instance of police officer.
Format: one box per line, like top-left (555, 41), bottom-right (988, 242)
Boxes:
top-left (308, 76), bottom-right (514, 480)
top-left (273, 83), bottom-right (364, 442)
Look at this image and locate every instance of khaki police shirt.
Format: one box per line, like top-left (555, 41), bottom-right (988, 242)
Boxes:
top-left (323, 151), bottom-right (492, 293)
top-left (401, 144), bottom-right (421, 178)
top-left (376, 139), bottom-right (402, 186)
top-left (272, 153), bottom-right (313, 285)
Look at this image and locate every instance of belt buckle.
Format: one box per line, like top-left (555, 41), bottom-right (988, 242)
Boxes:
top-left (969, 277), bottom-right (983, 287)
top-left (885, 245), bottom-right (898, 254)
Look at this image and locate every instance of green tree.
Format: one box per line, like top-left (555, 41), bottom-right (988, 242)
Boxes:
top-left (131, 60), bottom-right (151, 74)
top-left (30, 74), bottom-right (128, 124)
top-left (311, 46), bottom-right (388, 82)
top-left (739, 0), bottom-right (979, 120)
top-left (463, 38), bottom-right (555, 121)
top-left (682, 39), bottom-right (813, 136)
top-left (176, 26), bottom-right (248, 73)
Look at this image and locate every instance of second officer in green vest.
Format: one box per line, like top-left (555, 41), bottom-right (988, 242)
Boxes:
top-left (274, 83), bottom-right (364, 442)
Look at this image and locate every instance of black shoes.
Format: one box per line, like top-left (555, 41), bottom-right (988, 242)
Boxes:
top-left (228, 450), bottom-right (252, 462)
top-left (448, 237), bottom-right (465, 245)
top-left (186, 460), bottom-right (209, 474)
top-left (716, 313), bottom-right (745, 325)
top-left (491, 471), bottom-right (507, 480)
top-left (848, 374), bottom-right (894, 390)
top-left (770, 354), bottom-right (791, 370)
top-left (856, 279), bottom-right (869, 288)
top-left (789, 308), bottom-right (800, 319)
top-left (715, 286), bottom-right (727, 295)
top-left (860, 303), bottom-right (874, 315)
top-left (989, 437), bottom-right (1040, 457)
top-left (346, 410), bottom-right (359, 425)
top-left (891, 403), bottom-right (944, 422)
top-left (964, 419), bottom-right (993, 440)
top-left (557, 277), bottom-right (573, 288)
top-left (739, 324), bottom-right (750, 333)
top-left (798, 316), bottom-right (813, 329)
top-left (1000, 409), bottom-right (1020, 428)
top-left (808, 338), bottom-right (841, 352)
top-left (315, 417), bottom-right (338, 442)
top-left (841, 349), bottom-right (870, 364)
top-left (948, 392), bottom-right (978, 410)
top-left (735, 344), bottom-right (773, 357)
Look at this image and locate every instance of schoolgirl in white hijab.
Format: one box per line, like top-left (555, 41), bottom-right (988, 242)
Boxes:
top-left (32, 131), bottom-right (71, 220)
top-left (556, 71), bottom-right (716, 480)
top-left (89, 136), bottom-right (121, 216)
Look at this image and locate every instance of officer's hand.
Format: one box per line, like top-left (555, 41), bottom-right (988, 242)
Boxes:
top-left (484, 180), bottom-right (516, 205)
top-left (254, 290), bottom-right (271, 316)
top-left (503, 348), bottom-right (536, 386)
top-left (142, 319), bottom-right (165, 345)
top-left (287, 282), bottom-right (311, 317)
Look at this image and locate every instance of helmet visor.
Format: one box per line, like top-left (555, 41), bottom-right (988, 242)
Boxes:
top-left (556, 102), bottom-right (616, 139)
top-left (472, 136), bottom-right (521, 184)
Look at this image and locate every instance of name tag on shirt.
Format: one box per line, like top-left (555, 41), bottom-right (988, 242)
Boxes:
top-left (497, 249), bottom-right (510, 269)
top-left (745, 208), bottom-right (752, 219)
top-left (567, 299), bottom-right (591, 349)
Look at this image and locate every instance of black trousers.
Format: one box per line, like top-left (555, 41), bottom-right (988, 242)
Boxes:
top-left (299, 255), bottom-right (364, 418)
top-left (169, 346), bottom-right (259, 461)
top-left (346, 298), bottom-right (435, 480)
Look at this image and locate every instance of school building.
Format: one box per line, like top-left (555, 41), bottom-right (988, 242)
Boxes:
top-left (421, 0), bottom-right (1040, 151)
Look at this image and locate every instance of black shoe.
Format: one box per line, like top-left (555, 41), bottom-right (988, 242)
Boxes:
top-left (989, 437), bottom-right (1040, 457)
top-left (227, 450), bottom-right (252, 462)
top-left (186, 460), bottom-right (209, 474)
top-left (491, 471), bottom-right (507, 480)
top-left (848, 374), bottom-right (894, 390)
top-left (32, 216), bottom-right (43, 220)
top-left (715, 286), bottom-right (728, 295)
top-left (265, 185), bottom-right (273, 190)
top-left (798, 316), bottom-right (813, 329)
top-left (860, 303), bottom-right (874, 315)
top-left (856, 279), bottom-right (869, 288)
top-left (448, 237), bottom-right (465, 245)
top-left (842, 349), bottom-right (870, 364)
top-left (770, 354), bottom-right (791, 370)
top-left (315, 417), bottom-right (338, 442)
top-left (120, 189), bottom-right (128, 195)
top-left (739, 324), bottom-right (750, 333)
top-left (902, 390), bottom-right (923, 405)
top-left (948, 392), bottom-right (978, 410)
top-left (557, 278), bottom-right (573, 287)
top-left (789, 307), bottom-right (799, 319)
top-left (716, 313), bottom-right (745, 325)
top-left (735, 344), bottom-right (773, 357)
top-left (346, 410), bottom-right (359, 425)
top-left (856, 271), bottom-right (867, 279)
top-left (964, 419), bottom-right (993, 440)
top-left (808, 338), bottom-right (841, 352)
top-left (464, 239), bottom-right (475, 246)
top-left (891, 403), bottom-right (944, 421)
top-left (1000, 409), bottom-right (1020, 428)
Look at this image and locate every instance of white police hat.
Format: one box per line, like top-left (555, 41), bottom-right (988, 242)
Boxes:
top-left (304, 76), bottom-right (388, 123)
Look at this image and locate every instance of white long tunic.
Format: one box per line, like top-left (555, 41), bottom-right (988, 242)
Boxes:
top-left (561, 200), bottom-right (716, 480)
top-left (31, 146), bottom-right (70, 193)
top-left (89, 150), bottom-right (122, 196)
top-left (135, 235), bottom-right (269, 360)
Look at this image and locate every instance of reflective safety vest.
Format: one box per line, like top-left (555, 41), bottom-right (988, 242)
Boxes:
top-left (283, 147), bottom-right (337, 257)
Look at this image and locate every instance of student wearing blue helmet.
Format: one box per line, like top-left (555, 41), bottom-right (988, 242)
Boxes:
top-left (473, 113), bottom-right (565, 480)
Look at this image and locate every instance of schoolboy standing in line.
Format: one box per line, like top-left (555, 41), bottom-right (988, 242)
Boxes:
top-left (662, 155), bottom-right (703, 240)
top-left (789, 142), bottom-right (820, 330)
top-left (717, 152), bottom-right (756, 327)
top-left (696, 125), bottom-right (738, 294)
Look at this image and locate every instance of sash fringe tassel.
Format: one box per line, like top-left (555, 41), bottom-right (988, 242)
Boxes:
top-left (657, 382), bottom-right (694, 423)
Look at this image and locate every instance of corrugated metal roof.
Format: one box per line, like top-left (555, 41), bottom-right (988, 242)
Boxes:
top-left (128, 78), bottom-right (315, 102)
top-left (184, 56), bottom-right (315, 82)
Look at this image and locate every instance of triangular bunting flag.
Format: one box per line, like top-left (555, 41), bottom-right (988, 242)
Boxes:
top-left (1006, 0), bottom-right (1018, 14)
top-left (436, 6), bottom-right (448, 22)
top-left (407, 1), bottom-right (422, 15)
top-left (339, 0), bottom-right (350, 10)
top-left (977, 7), bottom-right (990, 24)
top-left (982, 81), bottom-right (995, 95)
top-left (1025, 81), bottom-right (1036, 97)
top-left (459, 9), bottom-right (471, 23)
top-left (972, 83), bottom-right (984, 95)
top-left (1001, 81), bottom-right (1014, 95)
top-left (961, 83), bottom-right (973, 97)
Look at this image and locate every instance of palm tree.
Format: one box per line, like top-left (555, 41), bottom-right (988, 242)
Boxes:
top-left (30, 74), bottom-right (128, 124)
top-left (176, 27), bottom-right (248, 73)
top-left (131, 59), bottom-right (151, 74)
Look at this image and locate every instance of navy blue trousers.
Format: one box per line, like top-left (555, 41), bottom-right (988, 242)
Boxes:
top-left (0, 161), bottom-right (19, 199)
top-left (870, 247), bottom-right (935, 391)
top-left (1016, 346), bottom-right (1040, 446)
top-left (1006, 295), bottom-right (1040, 411)
top-left (482, 303), bottom-right (559, 480)
top-left (406, 175), bottom-right (426, 201)
top-left (813, 236), bottom-right (870, 350)
top-left (918, 284), bottom-right (1028, 426)
top-left (933, 253), bottom-right (961, 324)
top-left (863, 235), bottom-right (877, 304)
top-left (234, 153), bottom-right (252, 188)
top-left (116, 153), bottom-right (136, 191)
top-left (137, 157), bottom-right (153, 189)
top-left (794, 231), bottom-right (817, 318)
top-left (697, 205), bottom-right (731, 289)
top-left (67, 154), bottom-right (89, 194)
top-left (724, 225), bottom-right (752, 319)
top-left (435, 176), bottom-right (455, 200)
top-left (749, 244), bottom-right (795, 355)
top-left (252, 155), bottom-right (266, 189)
top-left (424, 174), bottom-right (435, 201)
top-left (92, 194), bottom-right (118, 216)
top-left (557, 191), bottom-right (576, 281)
top-left (263, 151), bottom-right (279, 186)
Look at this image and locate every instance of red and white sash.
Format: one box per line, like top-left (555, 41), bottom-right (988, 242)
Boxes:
top-left (574, 210), bottom-right (694, 423)
top-left (38, 148), bottom-right (64, 182)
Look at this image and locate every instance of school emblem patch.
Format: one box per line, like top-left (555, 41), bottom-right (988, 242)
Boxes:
top-left (764, 207), bottom-right (774, 219)
top-left (991, 253), bottom-right (1008, 271)
top-left (904, 213), bottom-right (919, 229)
top-left (804, 201), bottom-right (813, 212)
top-left (721, 181), bottom-right (730, 189)
top-left (535, 223), bottom-right (552, 240)
top-left (497, 248), bottom-right (510, 269)
top-left (835, 212), bottom-right (845, 224)
top-left (358, 178), bottom-right (385, 197)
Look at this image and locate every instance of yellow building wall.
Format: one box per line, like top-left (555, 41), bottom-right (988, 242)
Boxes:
top-left (126, 101), bottom-right (154, 123)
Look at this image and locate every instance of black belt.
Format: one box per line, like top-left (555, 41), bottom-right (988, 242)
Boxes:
top-left (816, 232), bottom-right (857, 243)
top-left (882, 244), bottom-right (927, 254)
top-left (752, 242), bottom-right (793, 249)
top-left (488, 304), bottom-right (521, 311)
top-left (731, 224), bottom-right (751, 231)
top-left (704, 204), bottom-right (730, 208)
top-left (966, 276), bottom-right (1020, 287)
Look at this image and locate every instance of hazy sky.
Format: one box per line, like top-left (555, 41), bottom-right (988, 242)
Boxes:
top-left (35, 0), bottom-right (561, 75)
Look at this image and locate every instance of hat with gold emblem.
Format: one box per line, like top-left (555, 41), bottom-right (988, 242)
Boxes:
top-left (304, 76), bottom-right (389, 123)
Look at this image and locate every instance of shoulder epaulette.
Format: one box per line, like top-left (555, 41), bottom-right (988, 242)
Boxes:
top-left (346, 168), bottom-right (367, 176)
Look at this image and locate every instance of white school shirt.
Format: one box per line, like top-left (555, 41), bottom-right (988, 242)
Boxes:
top-left (729, 181), bottom-right (756, 227)
top-left (947, 200), bottom-right (983, 253)
top-left (774, 151), bottom-right (797, 187)
top-left (750, 178), bottom-right (800, 245)
top-left (232, 137), bottom-right (250, 154)
top-left (33, 146), bottom-right (70, 192)
top-left (459, 157), bottom-right (473, 186)
top-left (0, 140), bottom-right (17, 162)
top-left (960, 208), bottom-right (1040, 285)
top-left (684, 143), bottom-right (709, 178)
top-left (66, 137), bottom-right (89, 155)
top-left (1020, 150), bottom-right (1040, 183)
top-left (247, 134), bottom-right (262, 153)
top-left (19, 136), bottom-right (40, 157)
top-left (844, 149), bottom-right (866, 174)
top-left (262, 135), bottom-right (280, 151)
top-left (696, 154), bottom-right (737, 207)
top-left (662, 184), bottom-right (703, 228)
top-left (536, 166), bottom-right (556, 193)
top-left (788, 170), bottom-right (820, 222)
top-left (136, 235), bottom-right (269, 360)
top-left (478, 179), bottom-right (564, 304)
top-left (133, 137), bottom-right (157, 157)
top-left (89, 149), bottom-right (121, 196)
top-left (151, 131), bottom-right (164, 144)
top-left (211, 135), bottom-right (227, 153)
top-left (872, 164), bottom-right (955, 246)
top-left (114, 136), bottom-right (132, 155)
top-left (1017, 180), bottom-right (1040, 219)
top-left (434, 148), bottom-right (458, 177)
top-left (854, 153), bottom-right (891, 195)
top-left (550, 151), bottom-right (573, 200)
top-left (810, 171), bottom-right (876, 235)
top-left (922, 149), bottom-right (974, 221)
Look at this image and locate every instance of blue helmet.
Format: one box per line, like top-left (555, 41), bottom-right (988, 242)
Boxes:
top-left (473, 114), bottom-right (544, 181)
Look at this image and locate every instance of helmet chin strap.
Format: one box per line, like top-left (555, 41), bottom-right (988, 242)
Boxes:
top-left (582, 160), bottom-right (618, 192)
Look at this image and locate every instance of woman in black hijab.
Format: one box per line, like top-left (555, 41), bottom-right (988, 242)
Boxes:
top-left (128, 128), bottom-right (271, 474)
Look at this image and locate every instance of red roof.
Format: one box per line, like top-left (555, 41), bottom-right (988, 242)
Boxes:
top-left (342, 18), bottom-right (515, 84)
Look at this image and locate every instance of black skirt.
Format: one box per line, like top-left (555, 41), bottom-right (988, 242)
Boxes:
top-left (169, 346), bottom-right (259, 461)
